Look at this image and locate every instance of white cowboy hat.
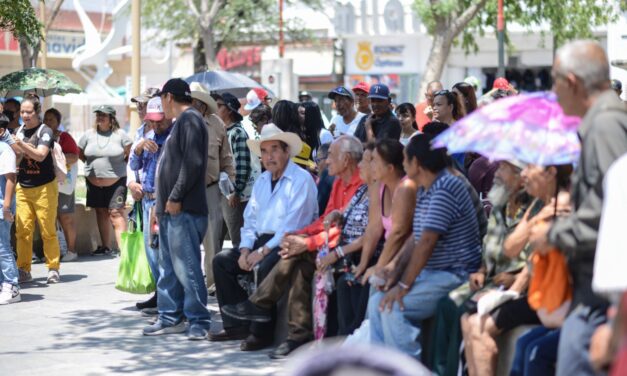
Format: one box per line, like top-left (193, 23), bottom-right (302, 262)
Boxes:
top-left (246, 123), bottom-right (302, 158)
top-left (189, 82), bottom-right (218, 114)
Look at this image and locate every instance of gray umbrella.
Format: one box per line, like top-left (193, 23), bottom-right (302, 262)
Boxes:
top-left (185, 70), bottom-right (273, 98)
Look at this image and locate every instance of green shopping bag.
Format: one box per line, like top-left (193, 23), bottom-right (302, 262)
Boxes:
top-left (115, 203), bottom-right (156, 294)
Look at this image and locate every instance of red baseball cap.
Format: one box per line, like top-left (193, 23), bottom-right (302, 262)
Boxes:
top-left (492, 77), bottom-right (510, 91)
top-left (352, 81), bottom-right (370, 94)
top-left (252, 87), bottom-right (269, 100)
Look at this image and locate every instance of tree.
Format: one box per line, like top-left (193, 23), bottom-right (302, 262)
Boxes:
top-left (1, 0), bottom-right (43, 67)
top-left (18, 0), bottom-right (65, 69)
top-left (142, 0), bottom-right (320, 72)
top-left (414, 0), bottom-right (618, 99)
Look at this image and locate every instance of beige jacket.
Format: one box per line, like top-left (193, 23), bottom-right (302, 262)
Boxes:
top-left (205, 113), bottom-right (235, 185)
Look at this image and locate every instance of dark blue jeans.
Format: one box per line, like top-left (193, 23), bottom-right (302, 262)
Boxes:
top-left (556, 304), bottom-right (607, 376)
top-left (157, 212), bottom-right (210, 329)
top-left (511, 326), bottom-right (560, 376)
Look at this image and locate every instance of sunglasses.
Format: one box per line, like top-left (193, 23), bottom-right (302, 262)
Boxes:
top-left (434, 90), bottom-right (452, 96)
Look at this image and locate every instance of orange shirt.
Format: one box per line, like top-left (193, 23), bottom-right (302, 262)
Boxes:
top-left (296, 168), bottom-right (364, 251)
top-left (415, 101), bottom-right (432, 131)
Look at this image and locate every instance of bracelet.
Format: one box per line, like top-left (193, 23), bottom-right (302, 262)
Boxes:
top-left (257, 247), bottom-right (265, 256)
top-left (336, 246), bottom-right (345, 258)
top-left (398, 281), bottom-right (411, 291)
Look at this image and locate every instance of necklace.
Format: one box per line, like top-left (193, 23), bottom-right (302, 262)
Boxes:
top-left (96, 129), bottom-right (112, 149)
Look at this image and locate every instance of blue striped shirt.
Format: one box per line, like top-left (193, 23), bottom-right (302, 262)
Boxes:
top-left (129, 126), bottom-right (172, 194)
top-left (413, 170), bottom-right (482, 273)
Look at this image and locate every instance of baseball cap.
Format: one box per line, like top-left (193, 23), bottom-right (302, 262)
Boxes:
top-left (131, 87), bottom-right (160, 103)
top-left (492, 77), bottom-right (511, 91)
top-left (157, 78), bottom-right (192, 99)
top-left (252, 87), bottom-right (269, 101)
top-left (298, 90), bottom-right (312, 99)
top-left (611, 79), bottom-right (622, 91)
top-left (93, 105), bottom-right (116, 116)
top-left (368, 84), bottom-right (390, 100)
top-left (328, 86), bottom-right (354, 100)
top-left (352, 81), bottom-right (370, 94)
top-left (144, 97), bottom-right (164, 121)
top-left (244, 89), bottom-right (262, 111)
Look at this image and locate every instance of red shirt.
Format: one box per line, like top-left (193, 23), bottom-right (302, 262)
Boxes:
top-left (297, 168), bottom-right (363, 251)
top-left (415, 101), bottom-right (432, 131)
top-left (57, 132), bottom-right (79, 155)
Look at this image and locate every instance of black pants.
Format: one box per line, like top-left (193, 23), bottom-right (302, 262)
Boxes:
top-left (212, 234), bottom-right (279, 339)
top-left (336, 273), bottom-right (370, 335)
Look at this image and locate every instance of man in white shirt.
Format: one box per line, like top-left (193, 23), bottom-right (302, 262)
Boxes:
top-left (210, 123), bottom-right (318, 351)
top-left (328, 86), bottom-right (365, 138)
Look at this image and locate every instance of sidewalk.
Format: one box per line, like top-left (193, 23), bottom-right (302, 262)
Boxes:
top-left (0, 254), bottom-right (282, 376)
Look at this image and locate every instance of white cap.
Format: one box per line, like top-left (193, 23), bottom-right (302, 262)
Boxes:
top-left (144, 97), bottom-right (164, 121)
top-left (243, 89), bottom-right (262, 111)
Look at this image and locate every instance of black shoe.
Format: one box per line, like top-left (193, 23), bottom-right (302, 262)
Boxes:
top-left (222, 301), bottom-right (272, 323)
top-left (92, 246), bottom-right (111, 256)
top-left (208, 327), bottom-right (249, 342)
top-left (240, 334), bottom-right (273, 351)
top-left (269, 340), bottom-right (306, 359)
top-left (136, 293), bottom-right (158, 310)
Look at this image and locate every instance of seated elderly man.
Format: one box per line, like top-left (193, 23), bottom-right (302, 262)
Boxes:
top-left (210, 123), bottom-right (318, 351)
top-left (223, 135), bottom-right (364, 359)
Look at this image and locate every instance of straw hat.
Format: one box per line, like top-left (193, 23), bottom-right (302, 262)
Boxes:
top-left (246, 123), bottom-right (302, 158)
top-left (189, 82), bottom-right (218, 114)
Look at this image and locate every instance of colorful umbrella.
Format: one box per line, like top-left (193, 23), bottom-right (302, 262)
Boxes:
top-left (0, 67), bottom-right (82, 97)
top-left (433, 91), bottom-right (581, 166)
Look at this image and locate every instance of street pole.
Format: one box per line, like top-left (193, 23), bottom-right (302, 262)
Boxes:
top-left (279, 0), bottom-right (285, 58)
top-left (497, 0), bottom-right (505, 78)
top-left (40, 1), bottom-right (47, 69)
top-left (130, 0), bottom-right (141, 138)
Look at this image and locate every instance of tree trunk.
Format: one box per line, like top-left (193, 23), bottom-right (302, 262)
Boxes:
top-left (18, 37), bottom-right (39, 69)
top-left (201, 26), bottom-right (219, 70)
top-left (193, 37), bottom-right (207, 73)
top-left (418, 32), bottom-right (454, 102)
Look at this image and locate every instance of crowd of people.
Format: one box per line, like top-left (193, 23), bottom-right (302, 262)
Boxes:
top-left (0, 38), bottom-right (626, 375)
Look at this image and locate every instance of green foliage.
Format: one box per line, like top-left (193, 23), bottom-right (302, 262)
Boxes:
top-left (142, 0), bottom-right (322, 52)
top-left (0, 0), bottom-right (42, 47)
top-left (414, 0), bottom-right (617, 53)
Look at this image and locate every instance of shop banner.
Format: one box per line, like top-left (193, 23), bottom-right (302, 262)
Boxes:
top-left (345, 35), bottom-right (423, 75)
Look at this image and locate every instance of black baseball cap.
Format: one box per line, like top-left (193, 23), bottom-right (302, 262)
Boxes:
top-left (157, 78), bottom-right (192, 99)
top-left (328, 86), bottom-right (354, 100)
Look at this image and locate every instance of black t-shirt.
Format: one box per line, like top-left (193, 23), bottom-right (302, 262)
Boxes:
top-left (18, 124), bottom-right (56, 188)
top-left (353, 111), bottom-right (402, 143)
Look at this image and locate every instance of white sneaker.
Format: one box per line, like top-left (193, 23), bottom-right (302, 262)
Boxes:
top-left (0, 283), bottom-right (21, 305)
top-left (47, 269), bottom-right (61, 284)
top-left (62, 251), bottom-right (78, 262)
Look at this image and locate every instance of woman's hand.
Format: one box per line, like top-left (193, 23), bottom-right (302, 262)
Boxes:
top-left (317, 250), bottom-right (338, 271)
top-left (469, 272), bottom-right (486, 291)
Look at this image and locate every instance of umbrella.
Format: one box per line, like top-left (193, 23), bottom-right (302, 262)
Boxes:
top-left (0, 67), bottom-right (82, 97)
top-left (185, 70), bottom-right (273, 98)
top-left (433, 91), bottom-right (581, 166)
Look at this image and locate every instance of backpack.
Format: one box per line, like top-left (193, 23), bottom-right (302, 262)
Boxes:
top-left (18, 124), bottom-right (68, 182)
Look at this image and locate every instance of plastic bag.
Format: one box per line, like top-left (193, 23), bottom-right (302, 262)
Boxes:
top-left (115, 203), bottom-right (155, 294)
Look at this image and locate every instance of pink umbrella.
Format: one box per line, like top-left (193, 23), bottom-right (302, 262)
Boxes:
top-left (433, 91), bottom-right (581, 166)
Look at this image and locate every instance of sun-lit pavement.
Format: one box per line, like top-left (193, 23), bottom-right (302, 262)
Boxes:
top-left (0, 253), bottom-right (282, 376)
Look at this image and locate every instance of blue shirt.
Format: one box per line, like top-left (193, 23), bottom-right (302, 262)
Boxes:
top-left (413, 170), bottom-right (482, 273)
top-left (129, 126), bottom-right (172, 193)
top-left (0, 142), bottom-right (16, 219)
top-left (240, 160), bottom-right (319, 250)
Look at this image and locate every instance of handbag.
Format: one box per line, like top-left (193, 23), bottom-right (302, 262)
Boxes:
top-left (115, 202), bottom-right (155, 294)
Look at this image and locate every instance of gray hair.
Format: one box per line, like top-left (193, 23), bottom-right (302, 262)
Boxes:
top-left (335, 135), bottom-right (363, 162)
top-left (555, 39), bottom-right (609, 93)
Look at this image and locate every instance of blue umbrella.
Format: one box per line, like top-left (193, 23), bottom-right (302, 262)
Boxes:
top-left (185, 70), bottom-right (272, 98)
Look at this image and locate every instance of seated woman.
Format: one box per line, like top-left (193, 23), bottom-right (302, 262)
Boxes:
top-left (461, 163), bottom-right (573, 376)
top-left (363, 134), bottom-right (482, 359)
top-left (430, 160), bottom-right (531, 376)
top-left (318, 144), bottom-right (379, 335)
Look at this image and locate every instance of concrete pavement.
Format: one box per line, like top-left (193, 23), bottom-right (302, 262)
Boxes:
top-left (0, 254), bottom-right (282, 376)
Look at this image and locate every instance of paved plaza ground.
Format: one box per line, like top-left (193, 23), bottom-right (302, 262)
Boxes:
top-left (0, 254), bottom-right (283, 376)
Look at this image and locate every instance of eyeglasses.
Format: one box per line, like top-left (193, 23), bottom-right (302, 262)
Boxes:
top-left (433, 90), bottom-right (451, 96)
top-left (216, 102), bottom-right (226, 108)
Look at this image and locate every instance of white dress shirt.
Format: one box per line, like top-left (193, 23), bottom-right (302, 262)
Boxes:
top-left (593, 153), bottom-right (627, 294)
top-left (240, 160), bottom-right (319, 250)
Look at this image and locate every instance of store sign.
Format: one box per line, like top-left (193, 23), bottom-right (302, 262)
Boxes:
top-left (0, 31), bottom-right (85, 57)
top-left (345, 35), bottom-right (422, 74)
top-left (216, 47), bottom-right (262, 71)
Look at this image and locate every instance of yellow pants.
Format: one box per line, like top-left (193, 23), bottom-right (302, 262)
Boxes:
top-left (16, 180), bottom-right (60, 272)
